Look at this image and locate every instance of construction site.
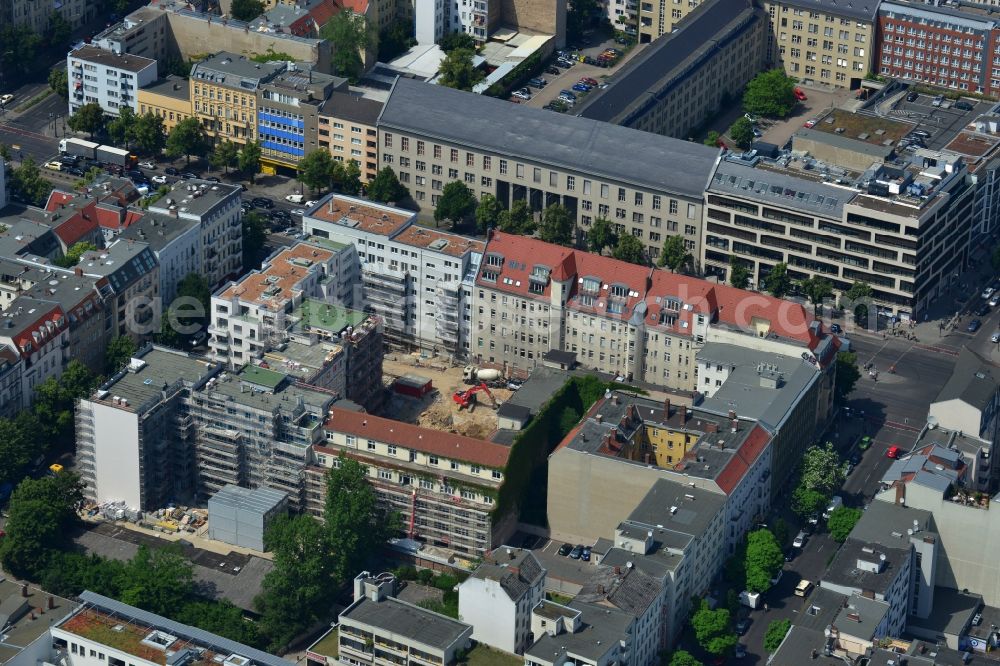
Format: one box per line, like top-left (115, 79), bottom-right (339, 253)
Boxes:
top-left (379, 353), bottom-right (517, 440)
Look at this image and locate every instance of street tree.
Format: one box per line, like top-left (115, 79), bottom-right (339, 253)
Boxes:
top-left (439, 32), bottom-right (475, 52)
top-left (729, 257), bottom-right (751, 289)
top-left (49, 67), bottom-right (68, 99)
top-left (67, 103), bottom-right (106, 138)
top-left (107, 106), bottom-right (138, 149)
top-left (0, 473), bottom-right (84, 578)
top-left (105, 336), bottom-right (137, 374)
top-left (845, 280), bottom-right (873, 326)
top-left (742, 69), bottom-right (798, 118)
top-left (729, 116), bottom-right (755, 149)
top-left (230, 0), bottom-right (265, 21)
top-left (658, 235), bottom-right (691, 272)
top-left (763, 619), bottom-right (791, 653)
top-left (690, 600), bottom-right (738, 657)
top-left (439, 48), bottom-right (483, 91)
top-left (762, 262), bottom-right (791, 297)
top-left (242, 211), bottom-right (268, 268)
top-left (132, 112), bottom-right (166, 156)
top-left (0, 26), bottom-right (41, 81)
top-left (238, 140), bottom-right (262, 183)
top-left (0, 412), bottom-right (41, 487)
top-left (744, 529), bottom-right (784, 593)
top-left (586, 217), bottom-right (617, 254)
top-left (827, 506), bottom-right (863, 542)
top-left (799, 275), bottom-right (834, 315)
top-left (835, 351), bottom-right (861, 401)
top-left (210, 140), bottom-right (240, 174)
top-left (612, 234), bottom-right (646, 265)
top-left (165, 117), bottom-right (208, 164)
top-left (325, 455), bottom-right (388, 581)
top-left (11, 157), bottom-right (54, 206)
top-left (46, 12), bottom-right (71, 45)
top-left (538, 203), bottom-right (574, 246)
top-left (475, 193), bottom-right (504, 233)
top-left (118, 546), bottom-right (195, 616)
top-left (340, 159), bottom-right (362, 195)
top-left (801, 442), bottom-right (844, 495)
top-left (435, 181), bottom-right (477, 228)
top-left (378, 20), bottom-right (416, 61)
top-left (668, 651), bottom-right (703, 666)
top-left (297, 149), bottom-right (333, 193)
top-left (791, 485), bottom-right (827, 521)
top-left (367, 166), bottom-right (409, 203)
top-left (497, 199), bottom-right (535, 235)
top-left (321, 9), bottom-right (370, 82)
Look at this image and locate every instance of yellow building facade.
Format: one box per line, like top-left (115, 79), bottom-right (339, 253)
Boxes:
top-left (136, 75), bottom-right (193, 135)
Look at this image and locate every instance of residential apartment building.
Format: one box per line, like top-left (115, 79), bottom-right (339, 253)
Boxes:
top-left (76, 344), bottom-right (338, 510)
top-left (458, 548), bottom-right (546, 654)
top-left (0, 298), bottom-right (69, 403)
top-left (702, 146), bottom-right (976, 318)
top-left (573, 567), bottom-right (664, 666)
top-left (632, 0), bottom-right (702, 41)
top-left (524, 600), bottom-right (637, 666)
top-left (190, 53), bottom-right (283, 145)
top-left (144, 179), bottom-right (244, 294)
top-left (77, 242), bottom-right (160, 342)
top-left (928, 347), bottom-right (999, 450)
top-left (430, 0), bottom-right (565, 44)
top-left (377, 78), bottom-right (717, 262)
top-left (0, 346), bottom-right (23, 420)
top-left (336, 572), bottom-right (473, 666)
top-left (764, 0), bottom-right (876, 87)
top-left (304, 195), bottom-right (483, 356)
top-left (137, 75), bottom-right (193, 135)
top-left (258, 67), bottom-right (342, 170)
top-left (576, 0), bottom-right (766, 139)
top-left (117, 213), bottom-right (202, 306)
top-left (317, 90), bottom-right (383, 182)
top-left (415, 0), bottom-right (448, 44)
top-left (310, 407), bottom-right (515, 554)
top-left (67, 45), bottom-right (157, 117)
top-left (878, 0), bottom-right (1000, 97)
top-left (53, 591), bottom-right (292, 666)
top-left (471, 231), bottom-right (828, 387)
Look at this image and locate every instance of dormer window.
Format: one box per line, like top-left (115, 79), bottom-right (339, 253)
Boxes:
top-left (581, 276), bottom-right (601, 294)
top-left (659, 312), bottom-right (678, 326)
top-left (481, 269), bottom-right (498, 282)
top-left (609, 283), bottom-right (628, 298)
top-left (531, 265), bottom-right (551, 280)
top-left (486, 253), bottom-right (504, 267)
top-left (664, 298), bottom-right (682, 312)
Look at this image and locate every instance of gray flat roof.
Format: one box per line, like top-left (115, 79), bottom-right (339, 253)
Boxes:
top-left (526, 601), bottom-right (633, 663)
top-left (80, 242), bottom-right (158, 293)
top-left (319, 90), bottom-right (384, 126)
top-left (148, 180), bottom-right (242, 219)
top-left (340, 596), bottom-right (470, 649)
top-left (94, 346), bottom-right (215, 408)
top-left (709, 158), bottom-right (854, 218)
top-left (190, 52), bottom-right (285, 90)
top-left (627, 478), bottom-right (726, 540)
top-left (140, 75), bottom-right (191, 102)
top-left (0, 581), bottom-right (77, 664)
top-left (834, 593), bottom-right (890, 640)
top-left (118, 212), bottom-right (199, 251)
top-left (70, 45), bottom-right (156, 73)
top-left (795, 126), bottom-right (895, 158)
top-left (769, 625), bottom-right (845, 666)
top-left (908, 587), bottom-right (980, 639)
top-left (696, 342), bottom-right (820, 428)
top-left (575, 0), bottom-right (762, 125)
top-left (934, 347), bottom-right (998, 412)
top-left (502, 366), bottom-right (572, 414)
top-left (849, 500), bottom-right (934, 546)
top-left (822, 538), bottom-right (909, 596)
top-left (378, 77), bottom-right (719, 198)
top-left (794, 587), bottom-right (848, 631)
top-left (777, 0), bottom-right (878, 21)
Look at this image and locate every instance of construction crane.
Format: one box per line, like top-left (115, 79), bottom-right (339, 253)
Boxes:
top-left (452, 382), bottom-right (498, 412)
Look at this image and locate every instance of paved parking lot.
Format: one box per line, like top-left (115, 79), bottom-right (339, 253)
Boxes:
top-left (757, 85), bottom-right (855, 148)
top-left (521, 39), bottom-right (646, 110)
top-left (886, 91), bottom-right (992, 150)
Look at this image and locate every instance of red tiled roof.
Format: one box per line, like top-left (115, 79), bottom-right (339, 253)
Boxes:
top-left (714, 424), bottom-right (771, 495)
top-left (45, 191), bottom-right (75, 210)
top-left (711, 282), bottom-right (815, 346)
top-left (335, 0), bottom-right (368, 14)
top-left (476, 231), bottom-right (575, 301)
top-left (52, 206), bottom-right (100, 247)
top-left (308, 0), bottom-right (339, 26)
top-left (7, 305), bottom-right (67, 356)
top-left (324, 407), bottom-right (511, 468)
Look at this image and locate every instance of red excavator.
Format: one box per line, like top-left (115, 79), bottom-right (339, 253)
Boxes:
top-left (452, 382), bottom-right (498, 412)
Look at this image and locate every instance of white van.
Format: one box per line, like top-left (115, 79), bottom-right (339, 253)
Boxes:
top-left (795, 580), bottom-right (813, 597)
top-left (284, 194), bottom-right (305, 203)
top-left (823, 495), bottom-right (843, 519)
top-left (740, 590), bottom-right (762, 609)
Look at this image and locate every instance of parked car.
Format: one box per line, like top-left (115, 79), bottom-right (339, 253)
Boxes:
top-left (906, 91), bottom-right (919, 102)
top-left (784, 548), bottom-right (795, 562)
top-left (43, 160), bottom-right (62, 171)
top-left (804, 118), bottom-right (818, 128)
top-left (982, 286), bottom-right (996, 299)
top-left (164, 166), bottom-right (179, 176)
top-left (830, 323), bottom-right (843, 334)
top-left (793, 531), bottom-right (808, 548)
top-left (65, 166), bottom-right (84, 176)
top-left (990, 293), bottom-right (1000, 307)
top-left (992, 332), bottom-right (1000, 343)
top-left (253, 197), bottom-right (275, 209)
top-left (887, 445), bottom-right (902, 459)
top-left (735, 619), bottom-right (750, 635)
top-left (138, 161), bottom-right (156, 169)
top-left (0, 94), bottom-right (13, 106)
top-left (291, 208), bottom-right (305, 216)
top-left (734, 644), bottom-right (747, 659)
top-left (559, 90), bottom-right (577, 101)
top-left (204, 176), bottom-right (220, 183)
top-left (955, 100), bottom-right (974, 111)
top-left (844, 461), bottom-right (854, 476)
top-left (975, 303), bottom-right (991, 317)
top-left (546, 66), bottom-right (561, 75)
top-left (931, 95), bottom-right (944, 107)
top-left (512, 88), bottom-right (532, 100)
top-left (580, 76), bottom-right (598, 86)
top-left (968, 319), bottom-right (983, 333)
top-left (180, 171), bottom-right (198, 179)
top-left (569, 544), bottom-right (583, 559)
top-left (794, 87), bottom-right (808, 101)
top-left (528, 77), bottom-right (547, 88)
top-left (858, 435), bottom-right (872, 450)
top-left (850, 451), bottom-right (862, 465)
top-left (150, 174), bottom-right (167, 184)
top-left (572, 83), bottom-right (591, 92)
top-left (581, 546), bottom-right (591, 562)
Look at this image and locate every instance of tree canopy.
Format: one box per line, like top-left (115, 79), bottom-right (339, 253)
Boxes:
top-left (333, 159), bottom-right (362, 195)
top-left (165, 117), bottom-right (208, 164)
top-left (435, 181), bottom-right (477, 228)
top-left (835, 351), bottom-right (860, 402)
top-left (54, 241), bottom-right (97, 268)
top-left (801, 442), bottom-right (844, 496)
top-left (800, 276), bottom-right (834, 314)
top-left (729, 257), bottom-right (751, 289)
top-left (742, 69), bottom-right (798, 118)
top-left (0, 473), bottom-right (83, 577)
top-left (297, 149), bottom-right (334, 193)
top-left (238, 140), bottom-right (263, 183)
top-left (744, 529), bottom-right (784, 593)
top-left (132, 112), bottom-right (167, 156)
top-left (10, 157), bottom-right (54, 207)
top-left (497, 199), bottom-right (535, 235)
top-left (105, 336), bottom-right (137, 375)
top-left (67, 103), bottom-right (106, 138)
top-left (845, 280), bottom-right (873, 325)
top-left (690, 600), bottom-right (738, 657)
top-left (612, 234), bottom-right (646, 265)
top-left (475, 193), bottom-right (505, 233)
top-left (367, 166), bottom-right (409, 203)
top-left (230, 0), bottom-right (265, 21)
top-left (438, 32), bottom-right (475, 52)
top-left (49, 67), bottom-right (68, 99)
top-left (210, 140), bottom-right (240, 174)
top-left (667, 651), bottom-right (703, 666)
top-left (321, 9), bottom-right (370, 82)
top-left (538, 204), bottom-right (574, 246)
top-left (243, 211), bottom-right (268, 267)
top-left (586, 217), bottom-right (617, 254)
top-left (107, 106), bottom-right (138, 149)
top-left (730, 116), bottom-right (755, 150)
top-left (439, 48), bottom-right (484, 91)
top-left (762, 262), bottom-right (791, 298)
top-left (658, 235), bottom-right (691, 272)
top-left (827, 506), bottom-right (863, 542)
top-left (764, 619), bottom-right (791, 653)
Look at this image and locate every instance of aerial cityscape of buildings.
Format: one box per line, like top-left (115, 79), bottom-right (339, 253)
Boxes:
top-left (1, 0), bottom-right (1000, 663)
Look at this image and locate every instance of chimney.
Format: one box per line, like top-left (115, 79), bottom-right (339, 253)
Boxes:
top-left (21, 584), bottom-right (28, 597)
top-left (680, 405), bottom-right (688, 422)
top-left (597, 584), bottom-right (606, 594)
top-left (613, 566), bottom-right (620, 575)
top-left (74, 267), bottom-right (83, 277)
top-left (612, 394), bottom-right (619, 406)
top-left (705, 422), bottom-right (719, 433)
top-left (728, 409), bottom-right (736, 420)
top-left (663, 398), bottom-right (671, 419)
top-left (644, 453), bottom-right (650, 464)
top-left (595, 414), bottom-right (603, 423)
top-left (731, 419), bottom-right (739, 433)
top-left (47, 596), bottom-right (54, 610)
top-left (895, 483), bottom-right (906, 506)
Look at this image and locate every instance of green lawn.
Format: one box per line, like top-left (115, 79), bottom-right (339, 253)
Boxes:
top-left (546, 591), bottom-right (574, 606)
top-left (310, 627), bottom-right (339, 659)
top-left (464, 644), bottom-right (521, 666)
